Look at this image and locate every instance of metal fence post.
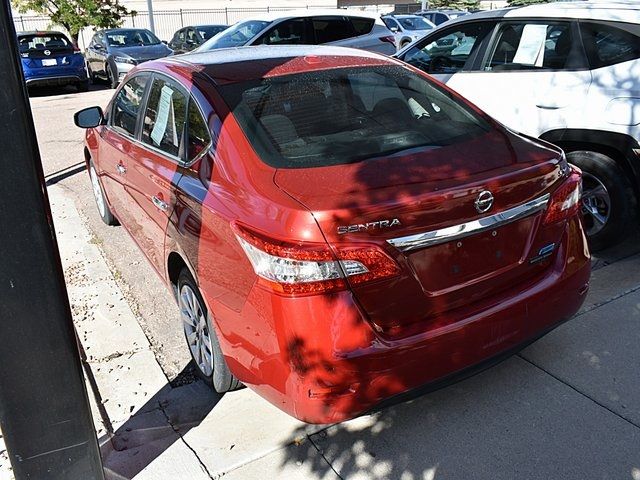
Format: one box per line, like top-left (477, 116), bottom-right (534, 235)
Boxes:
top-left (131, 12), bottom-right (136, 27)
top-left (0, 1), bottom-right (105, 479)
top-left (225, 7), bottom-right (228, 24)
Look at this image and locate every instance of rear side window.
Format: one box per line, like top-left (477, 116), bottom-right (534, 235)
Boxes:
top-left (580, 22), bottom-right (640, 68)
top-left (350, 17), bottom-right (375, 35)
top-left (312, 16), bottom-right (354, 44)
top-left (484, 22), bottom-right (585, 71)
top-left (141, 78), bottom-right (188, 157)
top-left (220, 65), bottom-right (491, 169)
top-left (111, 75), bottom-right (149, 137)
top-left (187, 101), bottom-right (211, 160)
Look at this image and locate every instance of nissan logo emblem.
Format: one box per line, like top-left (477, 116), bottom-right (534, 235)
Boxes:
top-left (44, 50), bottom-right (51, 56)
top-left (475, 190), bottom-right (494, 214)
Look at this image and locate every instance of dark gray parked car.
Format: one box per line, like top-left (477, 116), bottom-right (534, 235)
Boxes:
top-left (85, 28), bottom-right (172, 88)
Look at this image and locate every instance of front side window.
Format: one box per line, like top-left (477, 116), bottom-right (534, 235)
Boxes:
top-left (484, 21), bottom-right (583, 71)
top-left (111, 75), bottom-right (149, 137)
top-left (403, 23), bottom-right (491, 74)
top-left (220, 65), bottom-right (490, 169)
top-left (312, 16), bottom-right (354, 44)
top-left (141, 78), bottom-right (188, 157)
top-left (580, 22), bottom-right (640, 69)
top-left (258, 19), bottom-right (310, 45)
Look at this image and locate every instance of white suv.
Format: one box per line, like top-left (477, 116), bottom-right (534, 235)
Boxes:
top-left (195, 10), bottom-right (396, 55)
top-left (395, 2), bottom-right (640, 250)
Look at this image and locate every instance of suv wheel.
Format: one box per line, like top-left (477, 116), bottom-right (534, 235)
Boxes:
top-left (178, 268), bottom-right (242, 392)
top-left (567, 150), bottom-right (635, 251)
top-left (107, 63), bottom-right (119, 89)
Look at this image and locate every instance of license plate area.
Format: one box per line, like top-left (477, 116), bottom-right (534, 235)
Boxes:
top-left (408, 216), bottom-right (536, 295)
top-left (41, 59), bottom-right (57, 66)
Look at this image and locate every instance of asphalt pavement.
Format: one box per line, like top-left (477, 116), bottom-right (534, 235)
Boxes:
top-left (1, 85), bottom-right (639, 480)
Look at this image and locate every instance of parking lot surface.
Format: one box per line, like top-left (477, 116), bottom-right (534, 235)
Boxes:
top-left (2, 85), bottom-right (640, 479)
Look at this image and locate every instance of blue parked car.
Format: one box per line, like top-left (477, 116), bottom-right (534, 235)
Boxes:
top-left (18, 31), bottom-right (89, 92)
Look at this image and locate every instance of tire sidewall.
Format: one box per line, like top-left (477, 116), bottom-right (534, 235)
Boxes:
top-left (567, 150), bottom-right (635, 251)
top-left (177, 269), bottom-right (237, 392)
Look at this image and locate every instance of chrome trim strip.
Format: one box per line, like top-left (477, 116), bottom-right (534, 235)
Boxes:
top-left (387, 193), bottom-right (551, 252)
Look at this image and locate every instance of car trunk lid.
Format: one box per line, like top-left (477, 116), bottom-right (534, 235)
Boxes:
top-left (274, 130), bottom-right (566, 336)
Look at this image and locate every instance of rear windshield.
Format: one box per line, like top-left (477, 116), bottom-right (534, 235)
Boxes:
top-left (18, 34), bottom-right (72, 53)
top-left (220, 65), bottom-right (491, 169)
top-left (106, 30), bottom-right (160, 47)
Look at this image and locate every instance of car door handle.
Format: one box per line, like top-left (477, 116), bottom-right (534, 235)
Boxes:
top-left (152, 195), bottom-right (169, 212)
top-left (116, 163), bottom-right (126, 175)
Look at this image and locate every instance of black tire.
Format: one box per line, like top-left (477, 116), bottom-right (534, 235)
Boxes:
top-left (107, 63), bottom-right (119, 89)
top-left (177, 268), bottom-right (242, 392)
top-left (87, 64), bottom-right (97, 84)
top-left (88, 161), bottom-right (118, 226)
top-left (567, 150), bottom-right (636, 251)
top-left (77, 79), bottom-right (89, 92)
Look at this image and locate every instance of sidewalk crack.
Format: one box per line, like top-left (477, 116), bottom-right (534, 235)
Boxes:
top-left (158, 401), bottom-right (214, 479)
top-left (576, 282), bottom-right (640, 318)
top-left (308, 435), bottom-right (344, 480)
top-left (518, 354), bottom-right (640, 430)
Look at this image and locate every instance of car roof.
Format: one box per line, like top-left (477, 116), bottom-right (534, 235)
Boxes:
top-left (154, 45), bottom-right (400, 85)
top-left (419, 10), bottom-right (466, 14)
top-left (232, 8), bottom-right (380, 23)
top-left (99, 28), bottom-right (153, 33)
top-left (192, 24), bottom-right (227, 28)
top-left (442, 1), bottom-right (640, 26)
top-left (393, 14), bottom-right (427, 19)
top-left (17, 30), bottom-right (67, 36)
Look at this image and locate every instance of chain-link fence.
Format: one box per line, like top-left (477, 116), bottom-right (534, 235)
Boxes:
top-left (12, 4), bottom-right (394, 50)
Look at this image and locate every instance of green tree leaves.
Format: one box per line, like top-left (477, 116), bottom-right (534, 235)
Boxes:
top-left (12, 0), bottom-right (133, 44)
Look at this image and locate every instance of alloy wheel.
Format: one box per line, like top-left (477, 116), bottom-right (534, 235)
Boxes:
top-left (180, 284), bottom-right (214, 377)
top-left (581, 171), bottom-right (611, 236)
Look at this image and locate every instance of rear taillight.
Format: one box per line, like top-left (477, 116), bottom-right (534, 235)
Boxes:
top-left (233, 223), bottom-right (400, 296)
top-left (379, 35), bottom-right (397, 45)
top-left (543, 167), bottom-right (582, 225)
top-left (73, 46), bottom-right (81, 53)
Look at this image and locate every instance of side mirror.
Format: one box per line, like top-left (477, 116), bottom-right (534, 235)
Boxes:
top-left (94, 44), bottom-right (104, 51)
top-left (74, 106), bottom-right (104, 128)
top-left (162, 40), bottom-right (168, 45)
top-left (390, 26), bottom-right (399, 33)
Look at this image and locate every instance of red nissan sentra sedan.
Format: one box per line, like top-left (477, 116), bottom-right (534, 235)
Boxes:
top-left (74, 46), bottom-right (590, 423)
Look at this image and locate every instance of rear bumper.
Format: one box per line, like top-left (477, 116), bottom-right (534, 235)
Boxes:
top-left (217, 216), bottom-right (590, 424)
top-left (25, 74), bottom-right (85, 87)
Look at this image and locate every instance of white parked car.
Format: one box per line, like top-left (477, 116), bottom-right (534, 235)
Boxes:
top-left (194, 9), bottom-right (396, 55)
top-left (395, 2), bottom-right (640, 250)
top-left (382, 14), bottom-right (436, 49)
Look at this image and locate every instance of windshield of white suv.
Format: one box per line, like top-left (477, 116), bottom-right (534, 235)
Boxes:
top-left (106, 30), bottom-right (160, 47)
top-left (220, 65), bottom-right (491, 168)
top-left (398, 16), bottom-right (434, 31)
top-left (198, 20), bottom-right (270, 50)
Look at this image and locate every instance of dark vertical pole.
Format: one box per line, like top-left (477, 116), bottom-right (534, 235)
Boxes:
top-left (0, 2), bottom-right (105, 480)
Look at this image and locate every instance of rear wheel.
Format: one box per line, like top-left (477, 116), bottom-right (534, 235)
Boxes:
top-left (567, 150), bottom-right (635, 251)
top-left (178, 268), bottom-right (241, 392)
top-left (87, 64), bottom-right (97, 84)
top-left (89, 161), bottom-right (118, 226)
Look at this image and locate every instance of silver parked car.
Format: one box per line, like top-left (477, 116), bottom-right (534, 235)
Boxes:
top-left (85, 28), bottom-right (173, 89)
top-left (194, 9), bottom-right (397, 55)
top-left (382, 14), bottom-right (436, 49)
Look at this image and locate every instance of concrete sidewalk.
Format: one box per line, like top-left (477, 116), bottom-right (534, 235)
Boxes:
top-left (2, 184), bottom-right (640, 480)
